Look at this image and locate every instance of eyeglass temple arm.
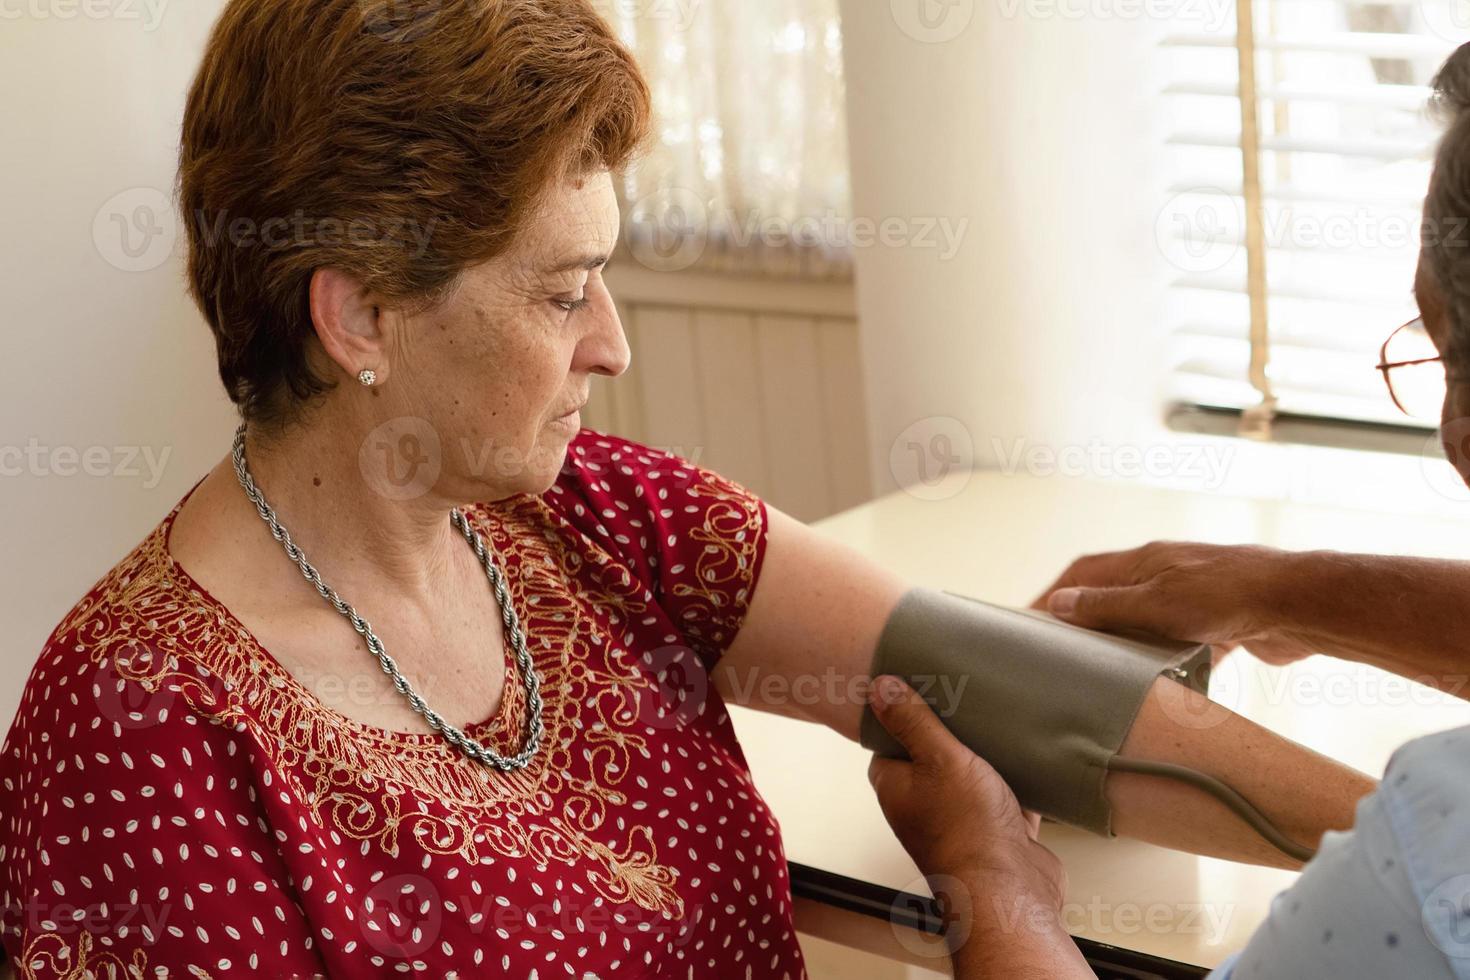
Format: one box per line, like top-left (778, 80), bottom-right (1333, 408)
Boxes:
top-left (1376, 355), bottom-right (1444, 371)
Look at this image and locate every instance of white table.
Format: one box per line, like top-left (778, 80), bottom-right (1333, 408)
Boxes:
top-left (731, 470), bottom-right (1470, 974)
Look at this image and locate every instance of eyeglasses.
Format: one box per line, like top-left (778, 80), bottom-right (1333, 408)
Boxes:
top-left (1377, 317), bottom-right (1450, 420)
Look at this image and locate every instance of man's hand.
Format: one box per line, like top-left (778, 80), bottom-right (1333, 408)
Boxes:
top-left (866, 675), bottom-right (1091, 979)
top-left (1032, 541), bottom-right (1320, 666)
top-left (867, 676), bottom-right (1058, 895)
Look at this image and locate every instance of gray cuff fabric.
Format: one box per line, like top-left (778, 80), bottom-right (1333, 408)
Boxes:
top-left (859, 587), bottom-right (1213, 837)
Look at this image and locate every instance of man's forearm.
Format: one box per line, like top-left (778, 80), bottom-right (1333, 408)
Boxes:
top-left (1270, 551), bottom-right (1470, 696)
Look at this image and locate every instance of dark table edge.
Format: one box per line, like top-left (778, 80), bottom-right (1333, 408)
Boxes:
top-left (788, 861), bottom-right (1211, 980)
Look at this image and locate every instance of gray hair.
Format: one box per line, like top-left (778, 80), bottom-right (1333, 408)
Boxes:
top-left (1426, 44), bottom-right (1470, 364)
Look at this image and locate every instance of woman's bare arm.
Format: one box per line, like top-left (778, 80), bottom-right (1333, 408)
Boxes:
top-left (719, 505), bottom-right (1374, 869)
top-left (716, 505), bottom-right (912, 738)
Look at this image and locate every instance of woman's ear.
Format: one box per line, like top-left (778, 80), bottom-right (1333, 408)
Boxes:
top-left (309, 267), bottom-right (390, 385)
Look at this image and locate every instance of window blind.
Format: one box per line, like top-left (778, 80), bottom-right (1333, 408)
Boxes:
top-left (1158, 0), bottom-right (1463, 432)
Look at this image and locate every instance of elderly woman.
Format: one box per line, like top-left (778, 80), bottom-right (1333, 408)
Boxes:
top-left (870, 42), bottom-right (1470, 980)
top-left (0, 1), bottom-right (1377, 977)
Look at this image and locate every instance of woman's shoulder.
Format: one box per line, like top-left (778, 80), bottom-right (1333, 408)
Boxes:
top-left (513, 427), bottom-right (772, 669)
top-left (544, 426), bottom-right (764, 536)
top-left (535, 426), bottom-right (766, 570)
top-left (0, 521), bottom-right (296, 978)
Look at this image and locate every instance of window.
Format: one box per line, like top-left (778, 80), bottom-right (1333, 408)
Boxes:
top-left (1158, 1), bottom-right (1463, 434)
top-left (596, 0), bottom-right (851, 280)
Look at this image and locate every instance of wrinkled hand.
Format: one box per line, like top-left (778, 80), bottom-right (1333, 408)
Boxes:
top-left (1031, 541), bottom-right (1318, 666)
top-left (866, 675), bottom-right (1066, 913)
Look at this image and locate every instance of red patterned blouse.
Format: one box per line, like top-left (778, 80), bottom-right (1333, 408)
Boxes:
top-left (0, 429), bottom-right (805, 979)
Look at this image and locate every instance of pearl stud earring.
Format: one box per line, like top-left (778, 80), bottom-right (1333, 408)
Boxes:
top-left (358, 369), bottom-right (377, 387)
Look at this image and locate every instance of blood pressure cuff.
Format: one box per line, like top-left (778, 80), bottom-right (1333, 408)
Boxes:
top-left (859, 587), bottom-right (1213, 838)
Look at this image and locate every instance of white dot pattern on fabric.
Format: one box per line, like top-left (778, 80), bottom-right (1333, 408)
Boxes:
top-left (0, 429), bottom-right (804, 979)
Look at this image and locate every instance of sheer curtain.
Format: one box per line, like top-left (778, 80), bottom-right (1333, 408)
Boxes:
top-left (599, 0), bottom-right (853, 280)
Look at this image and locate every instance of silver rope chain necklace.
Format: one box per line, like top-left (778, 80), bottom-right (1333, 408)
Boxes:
top-left (230, 423), bottom-right (544, 770)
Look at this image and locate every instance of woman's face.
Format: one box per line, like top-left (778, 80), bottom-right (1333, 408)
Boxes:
top-left (375, 170), bottom-right (629, 501)
top-left (1414, 250), bottom-right (1470, 486)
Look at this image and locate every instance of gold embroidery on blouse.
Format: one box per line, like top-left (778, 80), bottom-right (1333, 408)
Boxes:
top-left (668, 479), bottom-right (764, 659)
top-left (19, 930), bottom-right (216, 980)
top-left (585, 826), bottom-right (684, 913)
top-left (51, 461), bottom-right (761, 922)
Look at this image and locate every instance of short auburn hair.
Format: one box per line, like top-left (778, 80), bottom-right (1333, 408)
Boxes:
top-left (178, 0), bottom-right (651, 430)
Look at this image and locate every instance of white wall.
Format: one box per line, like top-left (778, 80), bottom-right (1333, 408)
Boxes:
top-left (838, 0), bottom-right (1171, 498)
top-left (0, 4), bottom-right (237, 723)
